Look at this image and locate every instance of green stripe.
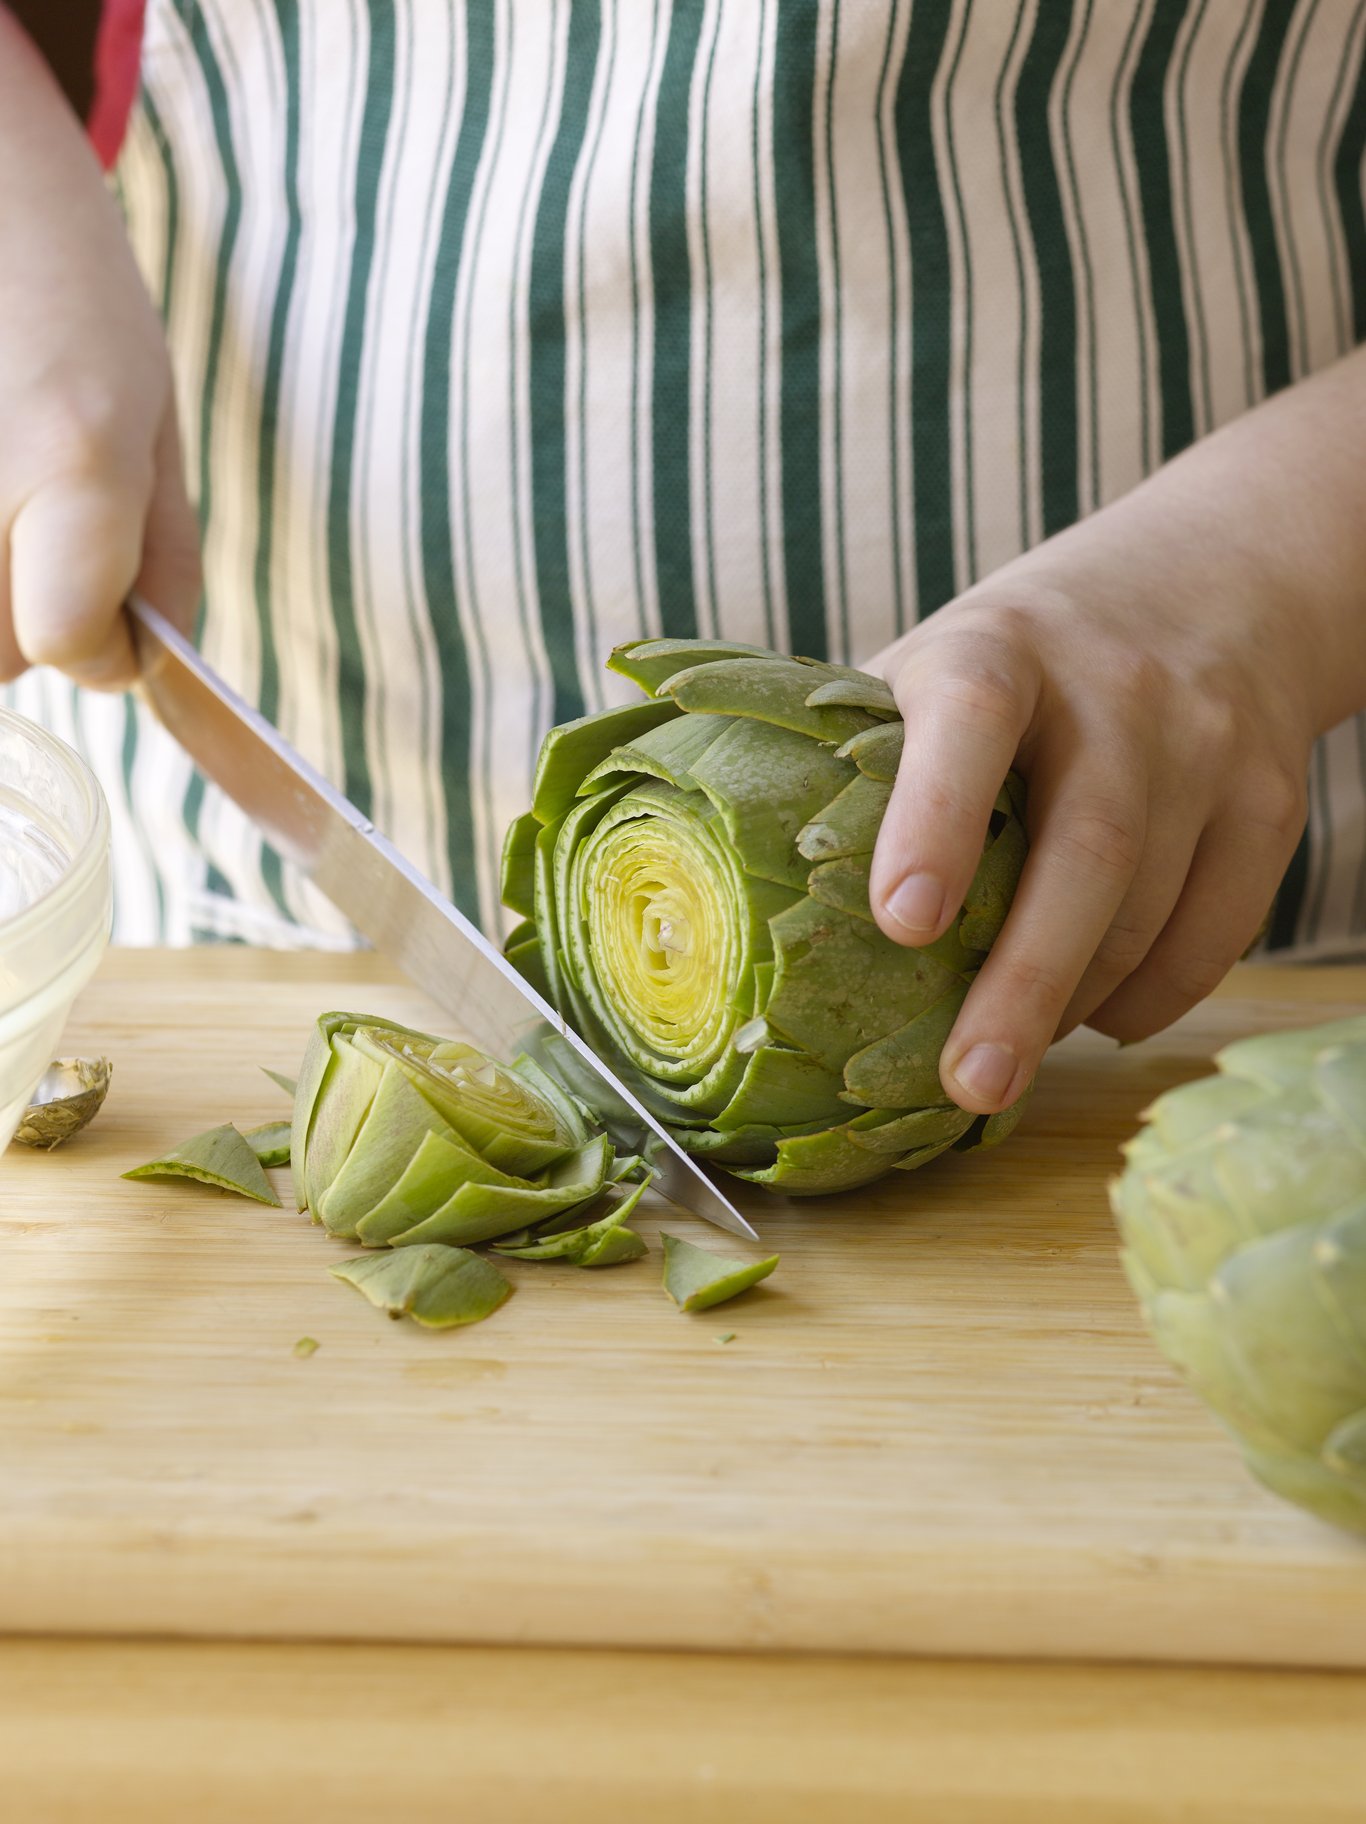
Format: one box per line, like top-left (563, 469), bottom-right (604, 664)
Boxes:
top-left (1219, 3), bottom-right (1262, 410)
top-left (251, 6), bottom-right (303, 920)
top-left (822, 0), bottom-right (849, 658)
top-left (1130, 0), bottom-right (1194, 460)
top-left (506, 0), bottom-right (567, 772)
top-left (1059, 0), bottom-right (1099, 508)
top-left (326, 0), bottom-right (398, 816)
top-left (171, 5), bottom-right (239, 903)
top-left (529, 0), bottom-right (603, 725)
top-left (575, 0), bottom-right (619, 674)
top-left (1110, 0), bottom-right (1156, 472)
top-left (648, 0), bottom-right (706, 642)
top-left (419, 0), bottom-right (497, 920)
top-left (1313, 0), bottom-right (1366, 357)
top-left (1238, 0), bottom-right (1297, 396)
top-left (1333, 9), bottom-right (1366, 339)
top-left (872, 0), bottom-right (907, 636)
top-left (1174, 0), bottom-right (1214, 431)
top-left (628, 0), bottom-right (666, 635)
top-left (697, 0), bottom-right (724, 637)
top-left (894, 0), bottom-right (957, 614)
top-left (1274, 0), bottom-right (1323, 382)
top-left (993, 2), bottom-right (1032, 555)
top-left (750, 0), bottom-right (780, 646)
top-left (773, 0), bottom-right (826, 656)
top-left (1015, 0), bottom-right (1079, 537)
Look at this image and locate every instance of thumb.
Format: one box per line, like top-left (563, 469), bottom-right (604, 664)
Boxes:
top-left (10, 475), bottom-right (147, 689)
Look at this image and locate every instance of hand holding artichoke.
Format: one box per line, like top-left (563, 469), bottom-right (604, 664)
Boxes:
top-left (503, 639), bottom-right (1030, 1195)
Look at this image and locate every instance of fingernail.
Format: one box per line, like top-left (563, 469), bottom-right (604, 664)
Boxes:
top-left (884, 872), bottom-right (944, 938)
top-left (952, 1043), bottom-right (1018, 1106)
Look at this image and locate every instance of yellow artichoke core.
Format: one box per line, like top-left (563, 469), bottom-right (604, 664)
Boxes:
top-left (586, 817), bottom-right (734, 1061)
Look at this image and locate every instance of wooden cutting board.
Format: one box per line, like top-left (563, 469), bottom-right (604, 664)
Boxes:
top-left (2, 949), bottom-right (1363, 1666)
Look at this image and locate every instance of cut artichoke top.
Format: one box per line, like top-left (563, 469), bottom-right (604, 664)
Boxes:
top-left (503, 638), bottom-right (1030, 1196)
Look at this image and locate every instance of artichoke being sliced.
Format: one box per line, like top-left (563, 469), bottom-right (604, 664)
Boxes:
top-left (502, 639), bottom-right (1029, 1196)
top-left (331, 1243), bottom-right (512, 1329)
top-left (124, 1123), bottom-right (282, 1207)
top-left (1111, 1012), bottom-right (1366, 1537)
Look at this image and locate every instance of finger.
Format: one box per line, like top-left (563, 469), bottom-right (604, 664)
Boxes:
top-left (939, 745), bottom-right (1147, 1112)
top-left (1052, 798), bottom-right (1206, 1038)
top-left (134, 406), bottom-right (201, 633)
top-left (1085, 770), bottom-right (1306, 1043)
top-left (10, 478), bottom-right (146, 689)
top-left (871, 636), bottom-right (1041, 946)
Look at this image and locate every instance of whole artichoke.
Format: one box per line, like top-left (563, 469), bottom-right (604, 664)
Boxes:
top-left (502, 639), bottom-right (1029, 1195)
top-left (1111, 1014), bottom-right (1366, 1535)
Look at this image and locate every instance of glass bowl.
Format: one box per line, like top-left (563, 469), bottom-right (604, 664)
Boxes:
top-left (0, 709), bottom-right (112, 1155)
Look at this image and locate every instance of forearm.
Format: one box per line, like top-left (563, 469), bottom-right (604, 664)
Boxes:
top-left (0, 11), bottom-right (138, 318)
top-left (1003, 347), bottom-right (1366, 737)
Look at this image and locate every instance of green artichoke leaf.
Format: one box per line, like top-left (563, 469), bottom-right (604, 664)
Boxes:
top-left (731, 1123), bottom-right (896, 1194)
top-left (1137, 1073), bottom-right (1269, 1153)
top-left (608, 637), bottom-right (780, 697)
top-left (387, 1134), bottom-right (614, 1249)
top-left (262, 1066), bottom-right (298, 1098)
top-left (501, 811), bottom-right (541, 919)
top-left (578, 710), bottom-right (738, 797)
top-left (684, 716), bottom-right (854, 889)
top-left (331, 1244), bottom-right (512, 1329)
top-left (836, 721), bottom-right (903, 782)
top-left (845, 1103), bottom-right (976, 1155)
top-left (244, 1120), bottom-right (292, 1168)
top-left (715, 1044), bottom-right (851, 1130)
top-left (353, 1128), bottom-right (525, 1245)
top-left (1214, 1014), bottom-right (1366, 1093)
top-left (579, 1225), bottom-right (648, 1266)
top-left (960, 813), bottom-right (1029, 952)
top-left (661, 656), bottom-right (876, 746)
top-left (124, 1123), bottom-right (282, 1207)
top-left (494, 1175), bottom-right (651, 1261)
top-left (292, 1011), bottom-right (431, 1210)
top-left (795, 772), bottom-right (890, 862)
top-left (662, 1232), bottom-right (779, 1310)
top-left (504, 920), bottom-right (554, 1000)
top-left (965, 1090), bottom-right (1034, 1151)
top-left (531, 699), bottom-right (679, 822)
top-left (766, 894), bottom-right (964, 1080)
top-left (316, 1061), bottom-right (463, 1237)
top-left (843, 990), bottom-right (969, 1109)
top-left (803, 674), bottom-right (898, 717)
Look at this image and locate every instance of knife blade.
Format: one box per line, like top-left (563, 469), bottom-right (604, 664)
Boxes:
top-left (128, 596), bottom-right (758, 1241)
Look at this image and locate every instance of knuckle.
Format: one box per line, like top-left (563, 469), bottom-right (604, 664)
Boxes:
top-left (1087, 920), bottom-right (1152, 984)
top-left (1052, 803), bottom-right (1144, 880)
top-left (1153, 948), bottom-right (1233, 1009)
top-left (998, 952), bottom-right (1071, 1013)
top-left (1234, 760), bottom-right (1307, 845)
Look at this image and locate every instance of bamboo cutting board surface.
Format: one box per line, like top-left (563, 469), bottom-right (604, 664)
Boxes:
top-left (2, 949), bottom-right (1363, 1666)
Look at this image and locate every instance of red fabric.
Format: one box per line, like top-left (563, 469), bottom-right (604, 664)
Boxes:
top-left (88, 0), bottom-right (145, 169)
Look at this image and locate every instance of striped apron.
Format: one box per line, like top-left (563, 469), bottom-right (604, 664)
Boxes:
top-left (7, 0), bottom-right (1366, 958)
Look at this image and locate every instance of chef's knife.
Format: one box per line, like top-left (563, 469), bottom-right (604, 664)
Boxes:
top-left (128, 596), bottom-right (758, 1241)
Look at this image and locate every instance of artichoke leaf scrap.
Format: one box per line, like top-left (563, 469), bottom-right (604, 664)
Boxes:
top-left (662, 1233), bottom-right (779, 1311)
top-left (331, 1243), bottom-right (512, 1329)
top-left (124, 1123), bottom-right (282, 1207)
